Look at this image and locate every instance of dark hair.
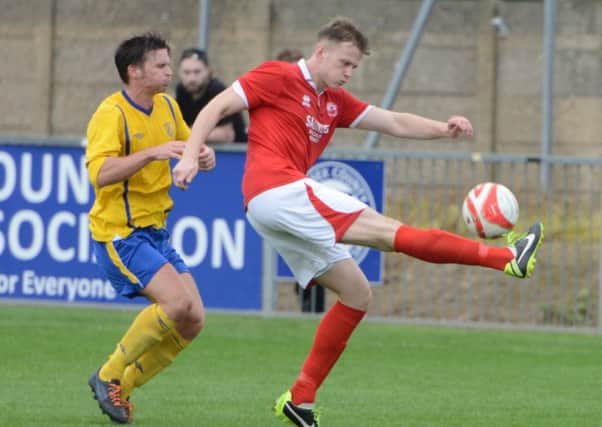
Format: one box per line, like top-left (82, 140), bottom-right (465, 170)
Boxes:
top-left (114, 32), bottom-right (170, 84)
top-left (179, 48), bottom-right (209, 66)
top-left (276, 48), bottom-right (304, 63)
top-left (317, 17), bottom-right (370, 55)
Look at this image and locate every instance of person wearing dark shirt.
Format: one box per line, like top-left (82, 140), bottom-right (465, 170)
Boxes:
top-left (176, 48), bottom-right (247, 143)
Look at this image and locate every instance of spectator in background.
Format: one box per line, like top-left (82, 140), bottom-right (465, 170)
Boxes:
top-left (276, 48), bottom-right (304, 63)
top-left (176, 48), bottom-right (247, 143)
top-left (276, 47), bottom-right (325, 314)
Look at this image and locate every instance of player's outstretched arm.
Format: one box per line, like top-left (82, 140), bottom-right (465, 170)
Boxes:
top-left (95, 141), bottom-right (186, 188)
top-left (174, 87), bottom-right (246, 189)
top-left (357, 107), bottom-right (473, 140)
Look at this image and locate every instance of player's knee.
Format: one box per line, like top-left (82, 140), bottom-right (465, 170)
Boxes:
top-left (164, 296), bottom-right (192, 323)
top-left (343, 282), bottom-right (372, 310)
top-left (358, 284), bottom-right (373, 309)
top-left (187, 306), bottom-right (205, 336)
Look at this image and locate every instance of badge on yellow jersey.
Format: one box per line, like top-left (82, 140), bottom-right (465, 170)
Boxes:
top-left (163, 122), bottom-right (174, 138)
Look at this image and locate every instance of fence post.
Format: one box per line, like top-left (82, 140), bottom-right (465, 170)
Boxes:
top-left (599, 190), bottom-right (602, 333)
top-left (198, 0), bottom-right (211, 50)
top-left (261, 240), bottom-right (277, 316)
top-left (363, 0), bottom-right (436, 149)
top-left (540, 0), bottom-right (556, 192)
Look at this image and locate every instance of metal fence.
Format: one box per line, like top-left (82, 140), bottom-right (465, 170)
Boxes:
top-left (3, 137), bottom-right (599, 332)
top-left (267, 148), bottom-right (602, 333)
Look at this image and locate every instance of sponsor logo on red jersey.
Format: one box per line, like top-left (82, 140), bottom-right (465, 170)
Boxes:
top-left (305, 115), bottom-right (330, 143)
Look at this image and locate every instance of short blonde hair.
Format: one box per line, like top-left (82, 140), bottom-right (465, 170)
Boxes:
top-left (317, 17), bottom-right (369, 55)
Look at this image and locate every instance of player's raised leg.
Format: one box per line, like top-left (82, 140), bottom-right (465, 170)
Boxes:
top-left (342, 208), bottom-right (543, 279)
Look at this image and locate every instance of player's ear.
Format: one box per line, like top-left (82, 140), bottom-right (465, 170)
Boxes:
top-left (315, 42), bottom-right (327, 61)
top-left (127, 64), bottom-right (137, 79)
top-left (128, 64), bottom-right (142, 78)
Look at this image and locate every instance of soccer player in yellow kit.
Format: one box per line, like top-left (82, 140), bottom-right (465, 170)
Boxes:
top-left (86, 33), bottom-right (215, 424)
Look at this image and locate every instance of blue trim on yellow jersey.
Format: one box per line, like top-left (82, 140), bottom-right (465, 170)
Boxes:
top-left (115, 105), bottom-right (134, 228)
top-left (163, 95), bottom-right (177, 122)
top-left (121, 89), bottom-right (153, 116)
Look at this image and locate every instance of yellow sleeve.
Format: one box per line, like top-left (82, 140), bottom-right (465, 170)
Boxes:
top-left (175, 103), bottom-right (191, 141)
top-left (86, 105), bottom-right (123, 187)
top-left (164, 94), bottom-right (191, 141)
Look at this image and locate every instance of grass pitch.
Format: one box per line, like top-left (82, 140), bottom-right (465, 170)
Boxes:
top-left (1, 304), bottom-right (600, 426)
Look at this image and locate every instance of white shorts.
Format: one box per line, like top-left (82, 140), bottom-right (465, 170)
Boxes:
top-left (246, 178), bottom-right (367, 288)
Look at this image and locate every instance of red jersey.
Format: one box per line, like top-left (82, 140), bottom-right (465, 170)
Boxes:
top-left (233, 59), bottom-right (372, 205)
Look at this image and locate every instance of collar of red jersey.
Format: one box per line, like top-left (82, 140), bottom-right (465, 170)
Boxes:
top-left (297, 59), bottom-right (325, 96)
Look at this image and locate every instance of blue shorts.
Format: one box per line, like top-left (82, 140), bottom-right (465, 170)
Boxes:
top-left (92, 227), bottom-right (189, 298)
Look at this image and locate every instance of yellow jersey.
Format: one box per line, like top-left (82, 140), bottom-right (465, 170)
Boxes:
top-left (86, 90), bottom-right (190, 242)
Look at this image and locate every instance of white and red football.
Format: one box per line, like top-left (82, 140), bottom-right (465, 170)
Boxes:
top-left (462, 182), bottom-right (519, 239)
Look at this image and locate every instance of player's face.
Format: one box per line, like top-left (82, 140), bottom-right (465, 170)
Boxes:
top-left (178, 57), bottom-right (211, 93)
top-left (136, 49), bottom-right (173, 93)
top-left (320, 41), bottom-right (362, 89)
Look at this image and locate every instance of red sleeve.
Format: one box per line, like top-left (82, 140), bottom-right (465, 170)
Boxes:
top-left (236, 61), bottom-right (286, 110)
top-left (336, 89), bottom-right (371, 128)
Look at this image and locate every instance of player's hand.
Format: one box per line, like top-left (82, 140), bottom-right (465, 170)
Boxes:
top-left (198, 145), bottom-right (216, 171)
top-left (447, 116), bottom-right (473, 138)
top-left (152, 141), bottom-right (186, 160)
top-left (173, 156), bottom-right (199, 190)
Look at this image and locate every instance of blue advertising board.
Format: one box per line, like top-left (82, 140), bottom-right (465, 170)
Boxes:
top-left (0, 144), bottom-right (384, 308)
top-left (0, 145), bottom-right (262, 309)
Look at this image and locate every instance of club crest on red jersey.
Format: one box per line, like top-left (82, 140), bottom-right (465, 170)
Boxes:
top-left (326, 102), bottom-right (338, 117)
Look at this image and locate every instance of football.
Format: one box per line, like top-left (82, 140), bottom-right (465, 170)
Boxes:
top-left (462, 182), bottom-right (519, 239)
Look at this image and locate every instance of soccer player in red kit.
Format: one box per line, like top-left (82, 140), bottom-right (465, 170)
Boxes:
top-left (173, 17), bottom-right (543, 426)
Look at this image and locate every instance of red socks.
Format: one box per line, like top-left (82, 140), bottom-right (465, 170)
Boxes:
top-left (393, 224), bottom-right (513, 270)
top-left (290, 301), bottom-right (365, 405)
top-left (289, 226), bottom-right (512, 405)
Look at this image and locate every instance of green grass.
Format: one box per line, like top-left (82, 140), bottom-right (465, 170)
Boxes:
top-left (1, 305), bottom-right (601, 427)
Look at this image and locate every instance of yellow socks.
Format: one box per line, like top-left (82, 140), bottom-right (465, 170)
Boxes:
top-left (99, 304), bottom-right (175, 382)
top-left (120, 328), bottom-right (190, 400)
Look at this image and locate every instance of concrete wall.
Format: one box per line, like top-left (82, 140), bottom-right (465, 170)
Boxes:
top-left (0, 0), bottom-right (600, 156)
